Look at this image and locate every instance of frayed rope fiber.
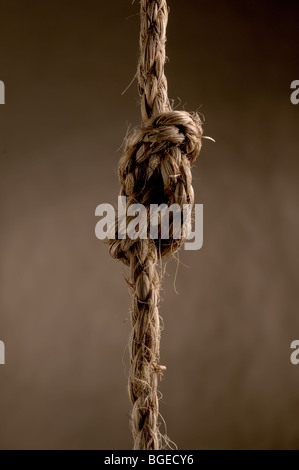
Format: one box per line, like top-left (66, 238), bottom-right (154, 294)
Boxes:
top-left (109, 0), bottom-right (202, 450)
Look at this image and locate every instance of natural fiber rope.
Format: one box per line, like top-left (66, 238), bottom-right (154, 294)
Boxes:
top-left (109, 0), bottom-right (203, 450)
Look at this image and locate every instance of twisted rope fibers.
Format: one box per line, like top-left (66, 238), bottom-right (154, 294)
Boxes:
top-left (109, 0), bottom-right (203, 450)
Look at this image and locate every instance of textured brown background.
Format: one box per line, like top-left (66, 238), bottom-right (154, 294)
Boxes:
top-left (0, 0), bottom-right (299, 450)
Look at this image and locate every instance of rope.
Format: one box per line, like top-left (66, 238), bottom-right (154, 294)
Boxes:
top-left (109, 0), bottom-right (203, 450)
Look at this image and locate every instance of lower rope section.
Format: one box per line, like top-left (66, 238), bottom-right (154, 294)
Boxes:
top-left (127, 239), bottom-right (164, 450)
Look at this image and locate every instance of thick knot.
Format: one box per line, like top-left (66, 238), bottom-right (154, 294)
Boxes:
top-left (109, 110), bottom-right (202, 262)
top-left (119, 110), bottom-right (202, 203)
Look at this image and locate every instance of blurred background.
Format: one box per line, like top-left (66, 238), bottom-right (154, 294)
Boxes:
top-left (0, 0), bottom-right (299, 450)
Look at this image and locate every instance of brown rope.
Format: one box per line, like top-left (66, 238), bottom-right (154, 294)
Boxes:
top-left (109, 0), bottom-right (203, 450)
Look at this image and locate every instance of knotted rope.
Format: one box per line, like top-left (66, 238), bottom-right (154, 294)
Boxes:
top-left (109, 0), bottom-right (203, 450)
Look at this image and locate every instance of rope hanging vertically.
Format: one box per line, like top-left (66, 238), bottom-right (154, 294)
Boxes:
top-left (109, 0), bottom-right (203, 450)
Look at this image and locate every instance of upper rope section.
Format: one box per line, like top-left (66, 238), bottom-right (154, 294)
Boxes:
top-left (138, 0), bottom-right (171, 122)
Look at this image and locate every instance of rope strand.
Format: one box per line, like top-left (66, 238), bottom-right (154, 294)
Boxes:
top-left (138, 0), bottom-right (170, 122)
top-left (128, 239), bottom-right (162, 449)
top-left (109, 0), bottom-right (203, 449)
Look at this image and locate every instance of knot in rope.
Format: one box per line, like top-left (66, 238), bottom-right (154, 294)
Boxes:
top-left (119, 110), bottom-right (202, 202)
top-left (109, 110), bottom-right (202, 262)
